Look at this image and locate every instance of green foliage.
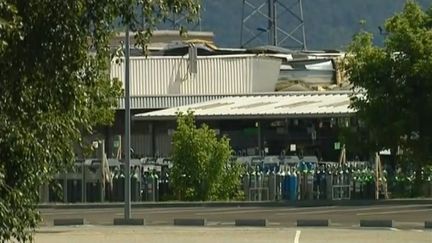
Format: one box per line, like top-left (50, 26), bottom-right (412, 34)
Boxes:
top-left (171, 111), bottom-right (242, 201)
top-left (345, 1), bottom-right (432, 165)
top-left (0, 0), bottom-right (199, 242)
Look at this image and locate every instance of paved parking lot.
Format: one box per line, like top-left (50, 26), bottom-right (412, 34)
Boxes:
top-left (35, 226), bottom-right (432, 243)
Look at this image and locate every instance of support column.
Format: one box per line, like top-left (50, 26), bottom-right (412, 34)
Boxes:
top-left (63, 173), bottom-right (68, 203)
top-left (98, 140), bottom-right (106, 202)
top-left (375, 153), bottom-right (379, 200)
top-left (82, 161), bottom-right (86, 202)
top-left (149, 122), bottom-right (156, 157)
top-left (106, 126), bottom-right (113, 158)
top-left (257, 121), bottom-right (262, 157)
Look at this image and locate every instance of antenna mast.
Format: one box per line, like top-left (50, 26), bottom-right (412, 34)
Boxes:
top-left (240, 0), bottom-right (307, 49)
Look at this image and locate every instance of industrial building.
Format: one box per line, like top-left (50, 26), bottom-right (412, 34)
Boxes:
top-left (40, 2), bottom-right (432, 205)
top-left (100, 30), bottom-right (354, 162)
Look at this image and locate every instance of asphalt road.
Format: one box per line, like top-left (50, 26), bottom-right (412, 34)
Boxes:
top-left (35, 226), bottom-right (432, 243)
top-left (39, 204), bottom-right (432, 229)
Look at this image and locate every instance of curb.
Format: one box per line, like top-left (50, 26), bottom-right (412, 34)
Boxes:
top-left (53, 218), bottom-right (84, 226)
top-left (174, 218), bottom-right (207, 226)
top-left (113, 218), bottom-right (145, 225)
top-left (360, 220), bottom-right (393, 228)
top-left (297, 219), bottom-right (329, 227)
top-left (235, 219), bottom-right (267, 227)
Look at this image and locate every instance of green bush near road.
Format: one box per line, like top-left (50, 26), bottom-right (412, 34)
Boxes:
top-left (171, 111), bottom-right (243, 201)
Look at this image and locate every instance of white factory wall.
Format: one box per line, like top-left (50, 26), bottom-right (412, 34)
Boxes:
top-left (251, 57), bottom-right (281, 92)
top-left (110, 55), bottom-right (281, 96)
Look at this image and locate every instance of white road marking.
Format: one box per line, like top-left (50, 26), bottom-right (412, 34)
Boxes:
top-left (149, 220), bottom-right (169, 224)
top-left (42, 207), bottom-right (244, 215)
top-left (42, 209), bottom-right (121, 215)
top-left (411, 229), bottom-right (424, 233)
top-left (194, 208), bottom-right (279, 216)
top-left (356, 208), bottom-right (432, 216)
top-left (142, 207), bottom-right (264, 215)
top-left (294, 230), bottom-right (301, 243)
top-left (390, 228), bottom-right (401, 231)
top-left (138, 207), bottom-right (263, 214)
top-left (133, 207), bottom-right (233, 213)
top-left (276, 207), bottom-right (370, 216)
top-left (206, 222), bottom-right (220, 226)
top-left (277, 209), bottom-right (342, 215)
top-left (277, 204), bottom-right (431, 216)
top-left (219, 222), bottom-right (235, 226)
top-left (268, 222), bottom-right (281, 226)
top-left (197, 206), bottom-right (337, 216)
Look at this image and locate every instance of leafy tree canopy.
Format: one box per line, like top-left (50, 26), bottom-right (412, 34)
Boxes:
top-left (0, 0), bottom-right (199, 241)
top-left (345, 0), bottom-right (432, 165)
top-left (171, 111), bottom-right (242, 201)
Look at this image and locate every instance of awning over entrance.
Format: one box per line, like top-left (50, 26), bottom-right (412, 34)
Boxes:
top-left (134, 92), bottom-right (355, 120)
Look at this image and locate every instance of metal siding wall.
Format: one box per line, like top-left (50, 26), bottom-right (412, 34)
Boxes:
top-left (130, 58), bottom-right (186, 95)
top-left (131, 134), bottom-right (152, 157)
top-left (180, 57), bottom-right (252, 94)
top-left (111, 56), bottom-right (258, 96)
top-left (110, 61), bottom-right (125, 90)
top-left (155, 133), bottom-right (172, 157)
top-left (251, 57), bottom-right (282, 92)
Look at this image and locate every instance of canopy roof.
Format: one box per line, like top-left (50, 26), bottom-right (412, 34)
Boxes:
top-left (134, 92), bottom-right (355, 121)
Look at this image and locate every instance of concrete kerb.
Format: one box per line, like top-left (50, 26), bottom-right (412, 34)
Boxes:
top-left (235, 219), bottom-right (268, 227)
top-left (173, 218), bottom-right (207, 226)
top-left (53, 218), bottom-right (84, 226)
top-left (113, 218), bottom-right (145, 225)
top-left (297, 219), bottom-right (330, 227)
top-left (360, 219), bottom-right (393, 228)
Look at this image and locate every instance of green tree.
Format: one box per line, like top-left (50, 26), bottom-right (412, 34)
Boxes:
top-left (345, 1), bottom-right (432, 187)
top-left (0, 0), bottom-right (199, 241)
top-left (171, 111), bottom-right (242, 201)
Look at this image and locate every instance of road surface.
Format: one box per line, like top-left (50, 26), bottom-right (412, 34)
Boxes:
top-left (39, 204), bottom-right (432, 229)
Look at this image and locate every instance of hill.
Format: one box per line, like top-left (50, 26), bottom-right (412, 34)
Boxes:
top-left (198, 0), bottom-right (430, 50)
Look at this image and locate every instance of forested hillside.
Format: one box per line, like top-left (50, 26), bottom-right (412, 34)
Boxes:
top-left (198, 0), bottom-right (430, 50)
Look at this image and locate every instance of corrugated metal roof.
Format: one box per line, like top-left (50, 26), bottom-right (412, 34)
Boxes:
top-left (134, 92), bottom-right (355, 120)
top-left (117, 95), bottom-right (234, 110)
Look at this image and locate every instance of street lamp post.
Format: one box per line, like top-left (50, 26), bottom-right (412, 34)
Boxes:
top-left (124, 27), bottom-right (131, 220)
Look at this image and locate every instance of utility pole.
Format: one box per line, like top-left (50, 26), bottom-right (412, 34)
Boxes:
top-left (268, 0), bottom-right (277, 46)
top-left (114, 27), bottom-right (143, 225)
top-left (124, 27), bottom-right (131, 220)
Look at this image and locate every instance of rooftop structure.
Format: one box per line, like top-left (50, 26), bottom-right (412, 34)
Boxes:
top-left (134, 91), bottom-right (354, 120)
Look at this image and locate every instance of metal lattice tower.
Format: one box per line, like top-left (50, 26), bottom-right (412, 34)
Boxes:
top-left (240, 0), bottom-right (307, 49)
